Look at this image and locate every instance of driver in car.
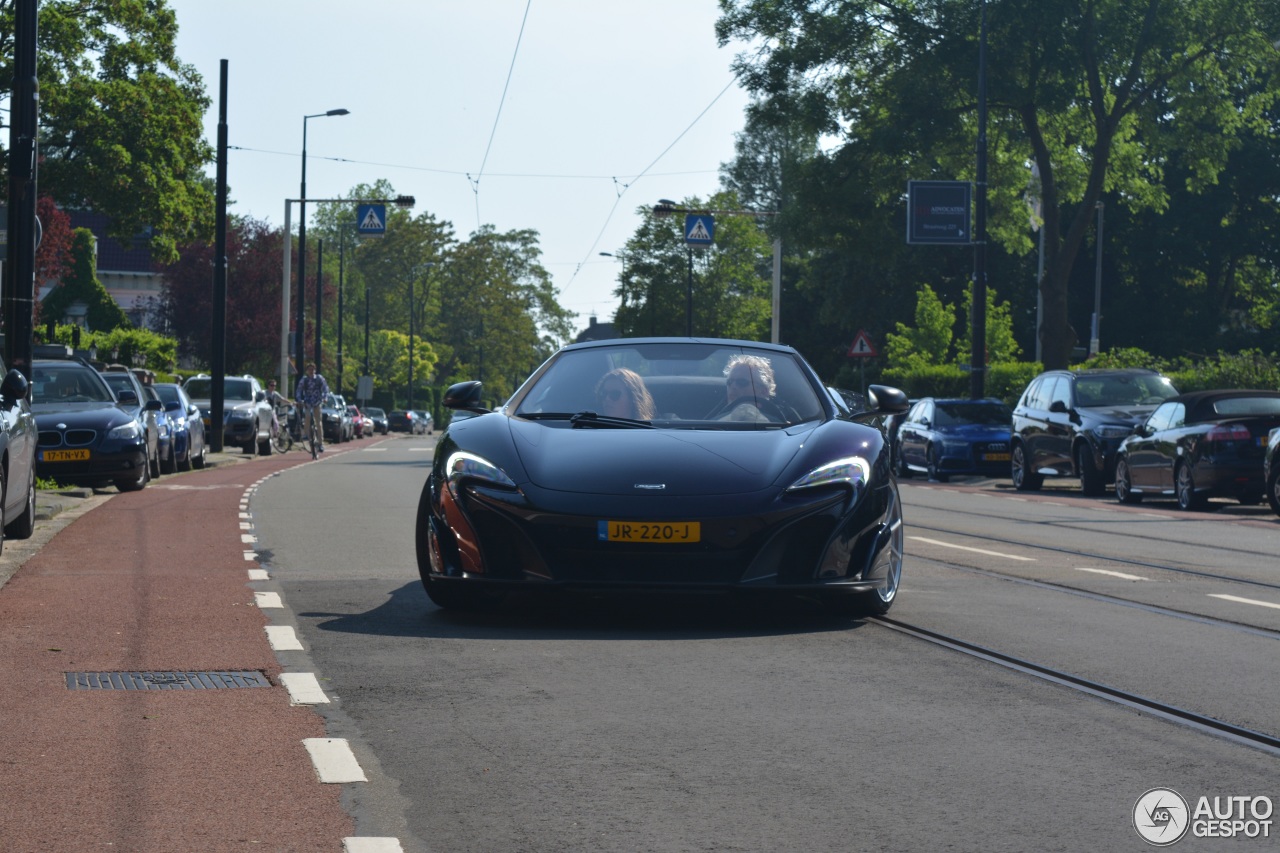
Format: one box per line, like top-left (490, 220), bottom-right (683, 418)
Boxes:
top-left (717, 355), bottom-right (780, 421)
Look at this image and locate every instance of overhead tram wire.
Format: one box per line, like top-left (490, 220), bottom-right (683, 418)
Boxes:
top-left (560, 73), bottom-right (743, 302)
top-left (471, 0), bottom-right (533, 230)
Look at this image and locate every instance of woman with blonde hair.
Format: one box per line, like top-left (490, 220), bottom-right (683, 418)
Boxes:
top-left (594, 368), bottom-right (656, 420)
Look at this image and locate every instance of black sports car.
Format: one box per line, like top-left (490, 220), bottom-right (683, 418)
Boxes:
top-left (415, 338), bottom-right (910, 616)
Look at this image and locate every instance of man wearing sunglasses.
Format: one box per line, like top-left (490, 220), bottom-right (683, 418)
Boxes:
top-left (715, 354), bottom-right (782, 422)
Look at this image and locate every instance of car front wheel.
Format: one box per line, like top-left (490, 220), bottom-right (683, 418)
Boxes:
top-left (1114, 457), bottom-right (1142, 504)
top-left (1268, 467), bottom-right (1280, 517)
top-left (1011, 443), bottom-right (1042, 491)
top-left (1077, 444), bottom-right (1106, 496)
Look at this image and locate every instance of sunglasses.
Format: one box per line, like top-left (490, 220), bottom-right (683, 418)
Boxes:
top-left (726, 377), bottom-right (753, 389)
top-left (599, 388), bottom-right (626, 402)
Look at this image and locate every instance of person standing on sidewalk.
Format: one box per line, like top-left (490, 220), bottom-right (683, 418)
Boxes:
top-left (294, 362), bottom-right (330, 452)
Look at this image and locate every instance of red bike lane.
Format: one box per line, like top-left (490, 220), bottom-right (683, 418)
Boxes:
top-left (0, 446), bottom-right (361, 852)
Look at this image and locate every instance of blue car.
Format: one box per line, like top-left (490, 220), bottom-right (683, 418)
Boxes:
top-left (895, 397), bottom-right (1013, 481)
top-left (153, 383), bottom-right (208, 471)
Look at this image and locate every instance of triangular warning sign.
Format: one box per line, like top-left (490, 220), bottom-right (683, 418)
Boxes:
top-left (359, 207), bottom-right (385, 231)
top-left (848, 330), bottom-right (877, 357)
top-left (687, 219), bottom-right (712, 241)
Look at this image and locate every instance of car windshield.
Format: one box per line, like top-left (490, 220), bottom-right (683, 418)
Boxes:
top-left (365, 408), bottom-right (385, 417)
top-left (184, 378), bottom-right (253, 401)
top-left (1075, 374), bottom-right (1176, 407)
top-left (935, 401), bottom-right (1012, 426)
top-left (31, 366), bottom-right (115, 404)
top-left (513, 342), bottom-right (824, 428)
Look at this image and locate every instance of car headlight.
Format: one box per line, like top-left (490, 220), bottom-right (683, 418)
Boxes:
top-left (107, 422), bottom-right (142, 440)
top-left (1092, 425), bottom-right (1131, 439)
top-left (446, 451), bottom-right (517, 488)
top-left (786, 456), bottom-right (871, 500)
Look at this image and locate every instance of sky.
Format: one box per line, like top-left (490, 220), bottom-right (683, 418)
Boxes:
top-left (168, 1), bottom-right (754, 333)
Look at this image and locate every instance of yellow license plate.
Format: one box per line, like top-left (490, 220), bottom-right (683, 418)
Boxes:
top-left (983, 452), bottom-right (1011, 462)
top-left (43, 449), bottom-right (89, 462)
top-left (599, 521), bottom-right (701, 543)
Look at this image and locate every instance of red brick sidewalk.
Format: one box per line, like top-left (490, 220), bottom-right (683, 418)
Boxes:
top-left (0, 449), bottom-right (355, 852)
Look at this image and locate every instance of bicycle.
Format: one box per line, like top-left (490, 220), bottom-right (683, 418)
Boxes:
top-left (299, 404), bottom-right (321, 460)
top-left (270, 406), bottom-right (293, 454)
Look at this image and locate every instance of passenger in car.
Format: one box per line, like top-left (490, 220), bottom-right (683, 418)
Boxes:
top-left (594, 368), bottom-right (656, 420)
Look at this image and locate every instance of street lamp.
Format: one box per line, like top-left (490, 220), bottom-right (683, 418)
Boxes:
top-left (409, 262), bottom-right (436, 411)
top-left (295, 108), bottom-right (349, 380)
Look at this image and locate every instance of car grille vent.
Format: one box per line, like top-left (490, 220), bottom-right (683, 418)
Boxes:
top-left (64, 429), bottom-right (98, 447)
top-left (37, 431), bottom-right (63, 448)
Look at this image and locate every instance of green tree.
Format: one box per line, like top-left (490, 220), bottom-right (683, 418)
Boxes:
top-left (41, 228), bottom-right (130, 332)
top-left (0, 0), bottom-right (214, 262)
top-left (885, 284), bottom-right (954, 370)
top-left (955, 282), bottom-right (1022, 366)
top-left (717, 0), bottom-right (1280, 369)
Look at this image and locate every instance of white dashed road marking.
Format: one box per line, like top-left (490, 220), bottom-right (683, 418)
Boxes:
top-left (254, 591), bottom-right (283, 609)
top-left (344, 839), bottom-right (405, 853)
top-left (908, 536), bottom-right (1037, 561)
top-left (1075, 567), bottom-right (1149, 581)
top-left (281, 672), bottom-right (330, 704)
top-left (1208, 594), bottom-right (1280, 611)
top-left (303, 738), bottom-right (367, 783)
top-left (265, 625), bottom-right (304, 651)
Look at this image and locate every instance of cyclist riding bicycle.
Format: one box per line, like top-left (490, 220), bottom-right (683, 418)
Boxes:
top-left (294, 362), bottom-right (330, 453)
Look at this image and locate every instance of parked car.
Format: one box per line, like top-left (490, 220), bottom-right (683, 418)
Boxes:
top-left (346, 404), bottom-right (370, 438)
top-left (0, 357), bottom-right (38, 549)
top-left (184, 374), bottom-right (275, 455)
top-left (388, 410), bottom-right (417, 433)
top-left (153, 382), bottom-right (208, 471)
top-left (416, 337), bottom-right (911, 616)
top-left (895, 397), bottom-right (1013, 481)
top-left (1011, 368), bottom-right (1178, 495)
top-left (98, 366), bottom-right (167, 478)
top-left (364, 406), bottom-right (389, 435)
top-left (1266, 427), bottom-right (1280, 517)
top-left (32, 358), bottom-right (152, 491)
top-left (1115, 390), bottom-right (1280, 509)
top-left (320, 393), bottom-right (352, 443)
top-left (413, 410), bottom-right (434, 435)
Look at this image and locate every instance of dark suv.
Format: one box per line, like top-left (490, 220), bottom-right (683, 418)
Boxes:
top-left (1011, 368), bottom-right (1178, 495)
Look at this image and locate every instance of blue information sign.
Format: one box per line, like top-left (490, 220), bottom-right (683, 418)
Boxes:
top-left (356, 204), bottom-right (387, 237)
top-left (684, 214), bottom-right (715, 246)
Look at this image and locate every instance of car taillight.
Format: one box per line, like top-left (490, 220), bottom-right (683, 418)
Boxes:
top-left (1206, 423), bottom-right (1251, 443)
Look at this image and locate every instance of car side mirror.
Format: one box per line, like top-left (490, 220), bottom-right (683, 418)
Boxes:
top-left (866, 384), bottom-right (910, 415)
top-left (145, 399), bottom-right (163, 412)
top-left (919, 418), bottom-right (931, 429)
top-left (255, 390), bottom-right (266, 402)
top-left (1135, 424), bottom-right (1152, 437)
top-left (444, 380), bottom-right (488, 413)
top-left (0, 368), bottom-right (29, 405)
top-left (1048, 400), bottom-right (1069, 414)
top-left (188, 404), bottom-right (200, 417)
top-left (117, 389), bottom-right (140, 405)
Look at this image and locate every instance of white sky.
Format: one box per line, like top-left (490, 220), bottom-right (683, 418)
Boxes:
top-left (168, 1), bottom-right (752, 332)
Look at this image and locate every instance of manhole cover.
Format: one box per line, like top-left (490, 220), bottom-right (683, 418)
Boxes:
top-left (66, 671), bottom-right (272, 690)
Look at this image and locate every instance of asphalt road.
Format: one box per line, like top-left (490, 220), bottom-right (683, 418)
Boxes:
top-left (248, 442), bottom-right (1280, 852)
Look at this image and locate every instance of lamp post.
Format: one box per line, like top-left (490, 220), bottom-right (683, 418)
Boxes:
top-left (295, 108), bottom-right (349, 380)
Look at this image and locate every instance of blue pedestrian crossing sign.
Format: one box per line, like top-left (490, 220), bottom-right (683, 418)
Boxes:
top-left (357, 204), bottom-right (387, 237)
top-left (684, 214), bottom-right (715, 246)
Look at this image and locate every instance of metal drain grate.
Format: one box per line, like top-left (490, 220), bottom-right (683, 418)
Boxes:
top-left (66, 671), bottom-right (272, 690)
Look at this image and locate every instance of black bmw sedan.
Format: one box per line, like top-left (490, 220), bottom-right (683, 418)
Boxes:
top-left (416, 338), bottom-right (910, 617)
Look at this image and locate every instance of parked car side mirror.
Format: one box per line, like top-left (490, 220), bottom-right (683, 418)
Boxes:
top-left (255, 390), bottom-right (266, 402)
top-left (117, 389), bottom-right (140, 405)
top-left (0, 368), bottom-right (29, 405)
top-left (1048, 400), bottom-right (1069, 414)
top-left (145, 399), bottom-right (164, 412)
top-left (866, 384), bottom-right (911, 415)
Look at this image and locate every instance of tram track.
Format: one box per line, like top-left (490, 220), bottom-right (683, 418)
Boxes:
top-left (872, 615), bottom-right (1280, 758)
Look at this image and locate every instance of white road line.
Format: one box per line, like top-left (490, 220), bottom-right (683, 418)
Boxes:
top-left (344, 839), bottom-right (405, 853)
top-left (240, 533), bottom-right (257, 543)
top-left (908, 536), bottom-right (1036, 561)
top-left (238, 512), bottom-right (251, 519)
top-left (1208, 594), bottom-right (1280, 611)
top-left (239, 522), bottom-right (253, 530)
top-left (254, 591), bottom-right (283, 609)
top-left (247, 568), bottom-right (269, 581)
top-left (362, 448), bottom-right (388, 452)
top-left (1075, 567), bottom-right (1149, 581)
top-left (303, 738), bottom-right (366, 783)
top-left (281, 672), bottom-right (330, 704)
top-left (1137, 513), bottom-right (1172, 519)
top-left (408, 447), bottom-right (432, 452)
top-left (243, 551), bottom-right (258, 561)
top-left (265, 625), bottom-right (304, 651)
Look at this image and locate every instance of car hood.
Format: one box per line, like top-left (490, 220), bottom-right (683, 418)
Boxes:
top-left (508, 418), bottom-right (812, 496)
top-left (33, 403), bottom-right (133, 429)
top-left (190, 398), bottom-right (256, 413)
top-left (1082, 405), bottom-right (1159, 425)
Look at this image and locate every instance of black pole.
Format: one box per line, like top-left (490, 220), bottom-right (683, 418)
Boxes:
top-left (407, 275), bottom-right (414, 411)
top-left (295, 118), bottom-right (308, 385)
top-left (337, 231), bottom-right (344, 395)
top-left (686, 248), bottom-right (693, 336)
top-left (314, 239), bottom-right (323, 369)
top-left (210, 60), bottom-right (229, 451)
top-left (364, 278), bottom-right (371, 377)
top-left (969, 0), bottom-right (988, 400)
top-left (4, 0), bottom-right (38, 378)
